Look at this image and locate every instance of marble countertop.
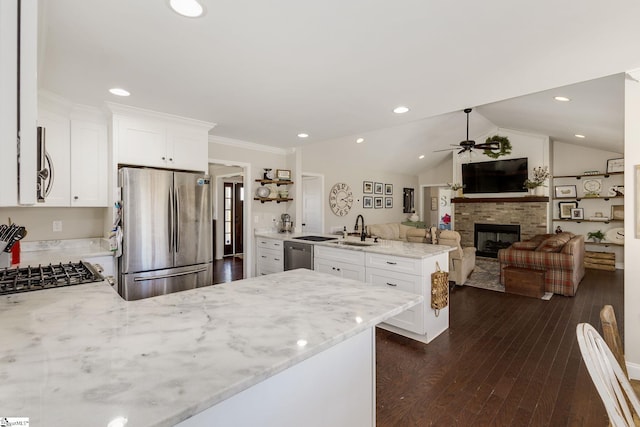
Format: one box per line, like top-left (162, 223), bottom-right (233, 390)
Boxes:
top-left (0, 269), bottom-right (422, 426)
top-left (255, 232), bottom-right (455, 259)
top-left (15, 238), bottom-right (113, 268)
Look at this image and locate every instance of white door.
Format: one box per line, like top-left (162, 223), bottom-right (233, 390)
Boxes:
top-left (302, 175), bottom-right (323, 233)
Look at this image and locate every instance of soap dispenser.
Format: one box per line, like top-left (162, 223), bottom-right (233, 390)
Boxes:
top-left (342, 226), bottom-right (348, 239)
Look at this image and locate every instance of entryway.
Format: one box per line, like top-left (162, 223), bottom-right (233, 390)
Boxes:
top-left (301, 173), bottom-right (324, 233)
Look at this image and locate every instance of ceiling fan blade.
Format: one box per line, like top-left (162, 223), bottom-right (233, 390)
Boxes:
top-left (475, 143), bottom-right (500, 149)
top-left (433, 147), bottom-right (459, 152)
top-left (458, 148), bottom-right (467, 155)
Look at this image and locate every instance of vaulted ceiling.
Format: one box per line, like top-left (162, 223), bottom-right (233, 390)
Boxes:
top-left (39, 0), bottom-right (638, 173)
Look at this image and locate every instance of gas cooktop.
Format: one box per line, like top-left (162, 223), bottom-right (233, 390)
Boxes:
top-left (0, 261), bottom-right (104, 296)
top-left (292, 236), bottom-right (338, 242)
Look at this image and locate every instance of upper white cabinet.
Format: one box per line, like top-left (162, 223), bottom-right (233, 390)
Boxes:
top-left (70, 118), bottom-right (108, 206)
top-left (0, 0), bottom-right (37, 206)
top-left (108, 103), bottom-right (215, 173)
top-left (36, 95), bottom-right (109, 207)
top-left (37, 108), bottom-right (71, 206)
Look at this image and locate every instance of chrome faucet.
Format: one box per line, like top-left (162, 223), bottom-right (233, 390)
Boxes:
top-left (354, 215), bottom-right (366, 241)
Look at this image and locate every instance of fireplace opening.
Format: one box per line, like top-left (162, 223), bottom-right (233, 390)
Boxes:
top-left (474, 223), bottom-right (520, 258)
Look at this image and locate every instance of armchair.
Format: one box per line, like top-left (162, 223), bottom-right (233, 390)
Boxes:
top-left (438, 230), bottom-right (476, 285)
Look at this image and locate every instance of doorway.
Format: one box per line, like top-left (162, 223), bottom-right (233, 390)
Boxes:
top-left (420, 184), bottom-right (452, 229)
top-left (301, 173), bottom-right (324, 233)
top-left (223, 181), bottom-right (244, 256)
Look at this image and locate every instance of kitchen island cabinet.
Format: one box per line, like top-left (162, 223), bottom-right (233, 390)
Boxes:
top-left (0, 269), bottom-right (420, 427)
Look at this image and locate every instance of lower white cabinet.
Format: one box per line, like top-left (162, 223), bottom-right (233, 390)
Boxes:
top-left (256, 238), bottom-right (283, 276)
top-left (366, 267), bottom-right (425, 334)
top-left (314, 245), bottom-right (365, 281)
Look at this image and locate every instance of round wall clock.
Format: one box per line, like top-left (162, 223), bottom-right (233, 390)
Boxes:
top-left (329, 182), bottom-right (353, 216)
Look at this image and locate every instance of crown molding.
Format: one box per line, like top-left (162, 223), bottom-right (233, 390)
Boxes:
top-left (105, 102), bottom-right (216, 130)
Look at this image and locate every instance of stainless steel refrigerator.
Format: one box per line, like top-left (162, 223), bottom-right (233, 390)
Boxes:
top-left (118, 167), bottom-right (212, 301)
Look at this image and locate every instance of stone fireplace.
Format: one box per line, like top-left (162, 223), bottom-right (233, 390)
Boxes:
top-left (453, 197), bottom-right (548, 250)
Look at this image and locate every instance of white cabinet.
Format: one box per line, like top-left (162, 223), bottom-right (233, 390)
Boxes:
top-left (0, 0), bottom-right (37, 206)
top-left (37, 109), bottom-right (71, 206)
top-left (109, 104), bottom-right (215, 172)
top-left (256, 238), bottom-right (284, 276)
top-left (314, 245), bottom-right (365, 281)
top-left (366, 267), bottom-right (425, 334)
top-left (36, 100), bottom-right (109, 207)
top-left (70, 119), bottom-right (108, 206)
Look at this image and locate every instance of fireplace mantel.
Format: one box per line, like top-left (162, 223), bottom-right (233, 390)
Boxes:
top-left (452, 197), bottom-right (549, 203)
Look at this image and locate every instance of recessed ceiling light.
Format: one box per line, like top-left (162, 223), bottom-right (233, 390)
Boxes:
top-left (393, 106), bottom-right (410, 114)
top-left (297, 133), bottom-right (309, 138)
top-left (356, 137), bottom-right (365, 144)
top-left (418, 155), bottom-right (425, 159)
top-left (109, 88), bottom-right (130, 97)
top-left (575, 134), bottom-right (586, 138)
top-left (554, 96), bottom-right (571, 102)
top-left (169, 0), bottom-right (204, 18)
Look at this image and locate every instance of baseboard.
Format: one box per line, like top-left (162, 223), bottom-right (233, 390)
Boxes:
top-left (627, 361), bottom-right (640, 380)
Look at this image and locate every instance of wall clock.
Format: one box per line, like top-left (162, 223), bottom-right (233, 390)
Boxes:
top-left (329, 182), bottom-right (353, 216)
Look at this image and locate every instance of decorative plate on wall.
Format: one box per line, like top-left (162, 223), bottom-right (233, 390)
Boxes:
top-left (604, 227), bottom-right (624, 245)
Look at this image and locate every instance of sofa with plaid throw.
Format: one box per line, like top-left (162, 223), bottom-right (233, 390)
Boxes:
top-left (497, 232), bottom-right (585, 296)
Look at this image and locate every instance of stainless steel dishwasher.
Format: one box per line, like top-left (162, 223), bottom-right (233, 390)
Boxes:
top-left (284, 241), bottom-right (314, 270)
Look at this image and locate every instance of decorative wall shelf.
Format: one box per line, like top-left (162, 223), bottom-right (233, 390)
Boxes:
top-left (554, 195), bottom-right (623, 201)
top-left (254, 197), bottom-right (293, 204)
top-left (451, 196), bottom-right (548, 203)
top-left (255, 179), bottom-right (294, 186)
top-left (554, 172), bottom-right (623, 179)
top-left (553, 218), bottom-right (623, 224)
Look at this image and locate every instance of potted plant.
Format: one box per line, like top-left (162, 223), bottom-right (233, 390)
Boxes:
top-left (447, 182), bottom-right (465, 198)
top-left (587, 230), bottom-right (605, 243)
top-left (523, 166), bottom-right (550, 196)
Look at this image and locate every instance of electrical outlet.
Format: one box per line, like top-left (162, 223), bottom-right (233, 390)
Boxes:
top-left (53, 220), bottom-right (62, 232)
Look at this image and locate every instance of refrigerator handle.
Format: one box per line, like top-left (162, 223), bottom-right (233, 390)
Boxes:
top-left (168, 185), bottom-right (174, 253)
top-left (175, 186), bottom-right (181, 253)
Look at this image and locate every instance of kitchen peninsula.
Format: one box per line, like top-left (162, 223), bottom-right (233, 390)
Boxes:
top-left (256, 232), bottom-right (455, 343)
top-left (0, 269), bottom-right (421, 427)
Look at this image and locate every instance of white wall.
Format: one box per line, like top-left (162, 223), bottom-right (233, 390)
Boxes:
top-left (209, 137), bottom-right (291, 233)
top-left (300, 142), bottom-right (419, 233)
top-left (0, 207), bottom-right (106, 241)
top-left (624, 72), bottom-right (640, 377)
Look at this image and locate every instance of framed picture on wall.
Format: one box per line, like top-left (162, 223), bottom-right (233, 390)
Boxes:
top-left (385, 184), bottom-right (393, 195)
top-left (571, 208), bottom-right (584, 220)
top-left (385, 197), bottom-right (393, 208)
top-left (374, 182), bottom-right (383, 194)
top-left (606, 158), bottom-right (624, 173)
top-left (363, 181), bottom-right (373, 194)
top-left (555, 185), bottom-right (577, 198)
top-left (559, 201), bottom-right (578, 219)
top-left (374, 197), bottom-right (383, 208)
top-left (363, 196), bottom-right (373, 208)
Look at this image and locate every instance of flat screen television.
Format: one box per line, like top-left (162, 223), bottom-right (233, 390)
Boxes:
top-left (462, 158), bottom-right (528, 194)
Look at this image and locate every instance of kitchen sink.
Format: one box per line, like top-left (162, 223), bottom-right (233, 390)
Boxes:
top-left (330, 241), bottom-right (375, 247)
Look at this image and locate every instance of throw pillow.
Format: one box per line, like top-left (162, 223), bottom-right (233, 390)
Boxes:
top-left (536, 232), bottom-right (573, 253)
top-left (511, 241), bottom-right (538, 250)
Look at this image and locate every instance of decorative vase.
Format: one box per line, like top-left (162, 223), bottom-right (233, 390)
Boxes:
top-left (534, 186), bottom-right (544, 196)
top-left (456, 189), bottom-right (463, 198)
top-left (409, 213), bottom-right (419, 222)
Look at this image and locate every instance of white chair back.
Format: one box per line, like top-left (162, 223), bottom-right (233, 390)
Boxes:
top-left (576, 323), bottom-right (640, 426)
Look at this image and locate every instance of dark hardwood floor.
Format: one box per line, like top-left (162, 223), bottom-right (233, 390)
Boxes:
top-left (212, 256), bottom-right (244, 285)
top-left (376, 268), bottom-right (624, 426)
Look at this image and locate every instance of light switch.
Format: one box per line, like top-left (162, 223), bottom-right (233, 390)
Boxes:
top-left (53, 220), bottom-right (62, 232)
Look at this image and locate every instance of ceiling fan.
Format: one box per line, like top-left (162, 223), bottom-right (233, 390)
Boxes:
top-left (435, 108), bottom-right (500, 154)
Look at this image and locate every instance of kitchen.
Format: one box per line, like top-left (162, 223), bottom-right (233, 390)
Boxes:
top-left (2, 0), bottom-right (640, 425)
